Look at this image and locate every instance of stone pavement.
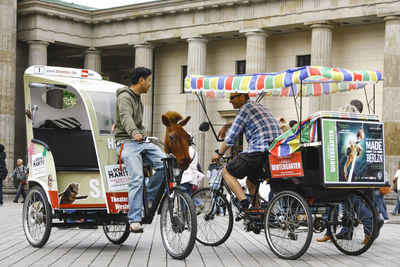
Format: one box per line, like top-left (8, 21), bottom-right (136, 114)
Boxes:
top-left (0, 199), bottom-right (400, 267)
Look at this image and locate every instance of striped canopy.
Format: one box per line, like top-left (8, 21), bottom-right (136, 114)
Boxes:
top-left (184, 66), bottom-right (382, 97)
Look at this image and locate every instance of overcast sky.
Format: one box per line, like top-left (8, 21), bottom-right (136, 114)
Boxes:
top-left (59, 0), bottom-right (159, 9)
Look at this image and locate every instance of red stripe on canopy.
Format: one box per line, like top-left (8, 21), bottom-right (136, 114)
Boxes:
top-left (257, 75), bottom-right (266, 90)
top-left (313, 83), bottom-right (322, 96)
top-left (225, 76), bottom-right (234, 90)
top-left (197, 77), bottom-right (204, 89)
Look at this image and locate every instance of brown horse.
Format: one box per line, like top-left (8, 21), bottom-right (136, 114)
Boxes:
top-left (161, 112), bottom-right (192, 171)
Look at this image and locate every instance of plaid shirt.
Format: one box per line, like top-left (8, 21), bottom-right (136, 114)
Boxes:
top-left (225, 100), bottom-right (282, 153)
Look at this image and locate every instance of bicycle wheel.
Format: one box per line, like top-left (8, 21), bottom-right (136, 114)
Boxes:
top-left (103, 219), bottom-right (130, 244)
top-left (192, 187), bottom-right (233, 246)
top-left (265, 191), bottom-right (313, 260)
top-left (328, 190), bottom-right (378, 256)
top-left (22, 186), bottom-right (52, 247)
top-left (160, 188), bottom-right (197, 259)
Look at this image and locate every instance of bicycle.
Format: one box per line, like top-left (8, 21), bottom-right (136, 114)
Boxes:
top-left (191, 155), bottom-right (269, 246)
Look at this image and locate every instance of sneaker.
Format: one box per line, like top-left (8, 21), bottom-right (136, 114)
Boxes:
top-left (361, 234), bottom-right (371, 245)
top-left (316, 235), bottom-right (331, 242)
top-left (217, 213), bottom-right (225, 216)
top-left (21, 200), bottom-right (25, 203)
top-left (129, 222), bottom-right (144, 233)
top-left (12, 199), bottom-right (18, 203)
top-left (384, 219), bottom-right (390, 223)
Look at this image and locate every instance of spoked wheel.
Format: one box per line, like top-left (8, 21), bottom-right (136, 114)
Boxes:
top-left (103, 219), bottom-right (130, 244)
top-left (328, 190), bottom-right (378, 255)
top-left (265, 191), bottom-right (313, 260)
top-left (192, 188), bottom-right (233, 246)
top-left (160, 189), bottom-right (197, 259)
top-left (22, 186), bottom-right (52, 247)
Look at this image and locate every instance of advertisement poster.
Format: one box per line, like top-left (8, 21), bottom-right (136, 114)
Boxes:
top-left (269, 152), bottom-right (304, 178)
top-left (32, 153), bottom-right (46, 179)
top-left (322, 119), bottom-right (385, 184)
top-left (104, 164), bottom-right (130, 192)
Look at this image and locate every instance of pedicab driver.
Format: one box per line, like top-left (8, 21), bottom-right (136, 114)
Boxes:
top-left (114, 67), bottom-right (165, 233)
top-left (212, 92), bottom-right (282, 210)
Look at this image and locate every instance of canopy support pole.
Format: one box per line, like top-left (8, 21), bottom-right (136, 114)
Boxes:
top-left (291, 85), bottom-right (300, 123)
top-left (300, 81), bottom-right (303, 143)
top-left (363, 84), bottom-right (377, 115)
top-left (194, 92), bottom-right (223, 141)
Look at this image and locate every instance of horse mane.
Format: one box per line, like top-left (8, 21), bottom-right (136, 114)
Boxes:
top-left (164, 111), bottom-right (183, 124)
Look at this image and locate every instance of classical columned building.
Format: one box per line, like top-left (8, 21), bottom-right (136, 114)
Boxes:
top-left (4, 0), bottom-right (399, 176)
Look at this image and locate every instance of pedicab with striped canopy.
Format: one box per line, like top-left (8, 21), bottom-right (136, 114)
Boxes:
top-left (185, 66), bottom-right (385, 259)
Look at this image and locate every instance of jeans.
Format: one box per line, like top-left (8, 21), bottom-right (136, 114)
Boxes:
top-left (373, 189), bottom-right (389, 220)
top-left (117, 141), bottom-right (165, 223)
top-left (393, 191), bottom-right (400, 215)
top-left (15, 182), bottom-right (26, 201)
top-left (340, 194), bottom-right (372, 236)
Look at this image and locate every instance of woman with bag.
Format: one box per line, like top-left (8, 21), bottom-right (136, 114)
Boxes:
top-left (374, 172), bottom-right (390, 223)
top-left (8, 159), bottom-right (28, 203)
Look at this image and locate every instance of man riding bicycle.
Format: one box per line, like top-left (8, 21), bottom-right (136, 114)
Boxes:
top-left (211, 92), bottom-right (282, 210)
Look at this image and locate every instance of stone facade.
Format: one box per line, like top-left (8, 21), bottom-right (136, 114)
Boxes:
top-left (5, 0), bottom-right (400, 176)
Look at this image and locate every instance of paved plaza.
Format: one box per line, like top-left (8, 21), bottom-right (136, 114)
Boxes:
top-left (0, 198), bottom-right (400, 267)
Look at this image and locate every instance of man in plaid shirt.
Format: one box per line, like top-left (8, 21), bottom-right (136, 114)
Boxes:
top-left (212, 92), bottom-right (281, 210)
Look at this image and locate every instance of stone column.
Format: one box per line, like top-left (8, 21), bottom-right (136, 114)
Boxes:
top-left (28, 40), bottom-right (48, 66)
top-left (0, 0), bottom-right (17, 176)
top-left (308, 23), bottom-right (334, 113)
top-left (186, 37), bottom-right (207, 170)
top-left (383, 16), bottom-right (400, 177)
top-left (84, 48), bottom-right (102, 73)
top-left (134, 43), bottom-right (154, 135)
top-left (28, 40), bottom-right (62, 108)
top-left (244, 31), bottom-right (268, 74)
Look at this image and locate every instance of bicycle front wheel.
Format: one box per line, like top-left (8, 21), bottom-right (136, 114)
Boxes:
top-left (192, 188), bottom-right (233, 246)
top-left (160, 189), bottom-right (197, 260)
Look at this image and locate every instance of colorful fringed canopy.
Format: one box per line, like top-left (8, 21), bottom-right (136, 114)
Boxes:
top-left (184, 66), bottom-right (382, 97)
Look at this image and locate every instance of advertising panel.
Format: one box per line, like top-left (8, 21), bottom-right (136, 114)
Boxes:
top-left (322, 119), bottom-right (385, 185)
top-left (269, 152), bottom-right (304, 178)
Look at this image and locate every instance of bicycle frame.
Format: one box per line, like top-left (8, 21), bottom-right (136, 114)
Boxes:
top-left (141, 156), bottom-right (184, 224)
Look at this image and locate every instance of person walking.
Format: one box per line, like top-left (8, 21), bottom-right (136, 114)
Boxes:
top-left (392, 161), bottom-right (400, 216)
top-left (8, 159), bottom-right (28, 203)
top-left (0, 144), bottom-right (8, 206)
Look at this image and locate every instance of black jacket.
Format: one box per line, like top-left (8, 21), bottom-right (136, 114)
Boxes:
top-left (0, 151), bottom-right (7, 178)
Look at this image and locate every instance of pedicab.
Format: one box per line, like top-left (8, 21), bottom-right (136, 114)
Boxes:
top-left (185, 66), bottom-right (386, 259)
top-left (22, 65), bottom-right (197, 259)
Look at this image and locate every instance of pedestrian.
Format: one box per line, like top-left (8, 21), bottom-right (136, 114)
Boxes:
top-left (114, 67), bottom-right (165, 233)
top-left (0, 144), bottom-right (8, 206)
top-left (8, 159), bottom-right (28, 203)
top-left (392, 161), bottom-right (400, 216)
top-left (373, 171), bottom-right (390, 223)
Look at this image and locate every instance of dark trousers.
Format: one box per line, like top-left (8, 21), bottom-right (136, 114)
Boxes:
top-left (15, 183), bottom-right (26, 201)
top-left (0, 179), bottom-right (3, 204)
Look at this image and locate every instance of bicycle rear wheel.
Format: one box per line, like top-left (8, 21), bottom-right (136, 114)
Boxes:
top-left (160, 188), bottom-right (197, 259)
top-left (192, 188), bottom-right (233, 246)
top-left (265, 191), bottom-right (313, 260)
top-left (328, 190), bottom-right (378, 256)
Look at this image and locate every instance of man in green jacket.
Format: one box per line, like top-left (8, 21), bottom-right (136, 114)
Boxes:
top-left (114, 67), bottom-right (165, 233)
